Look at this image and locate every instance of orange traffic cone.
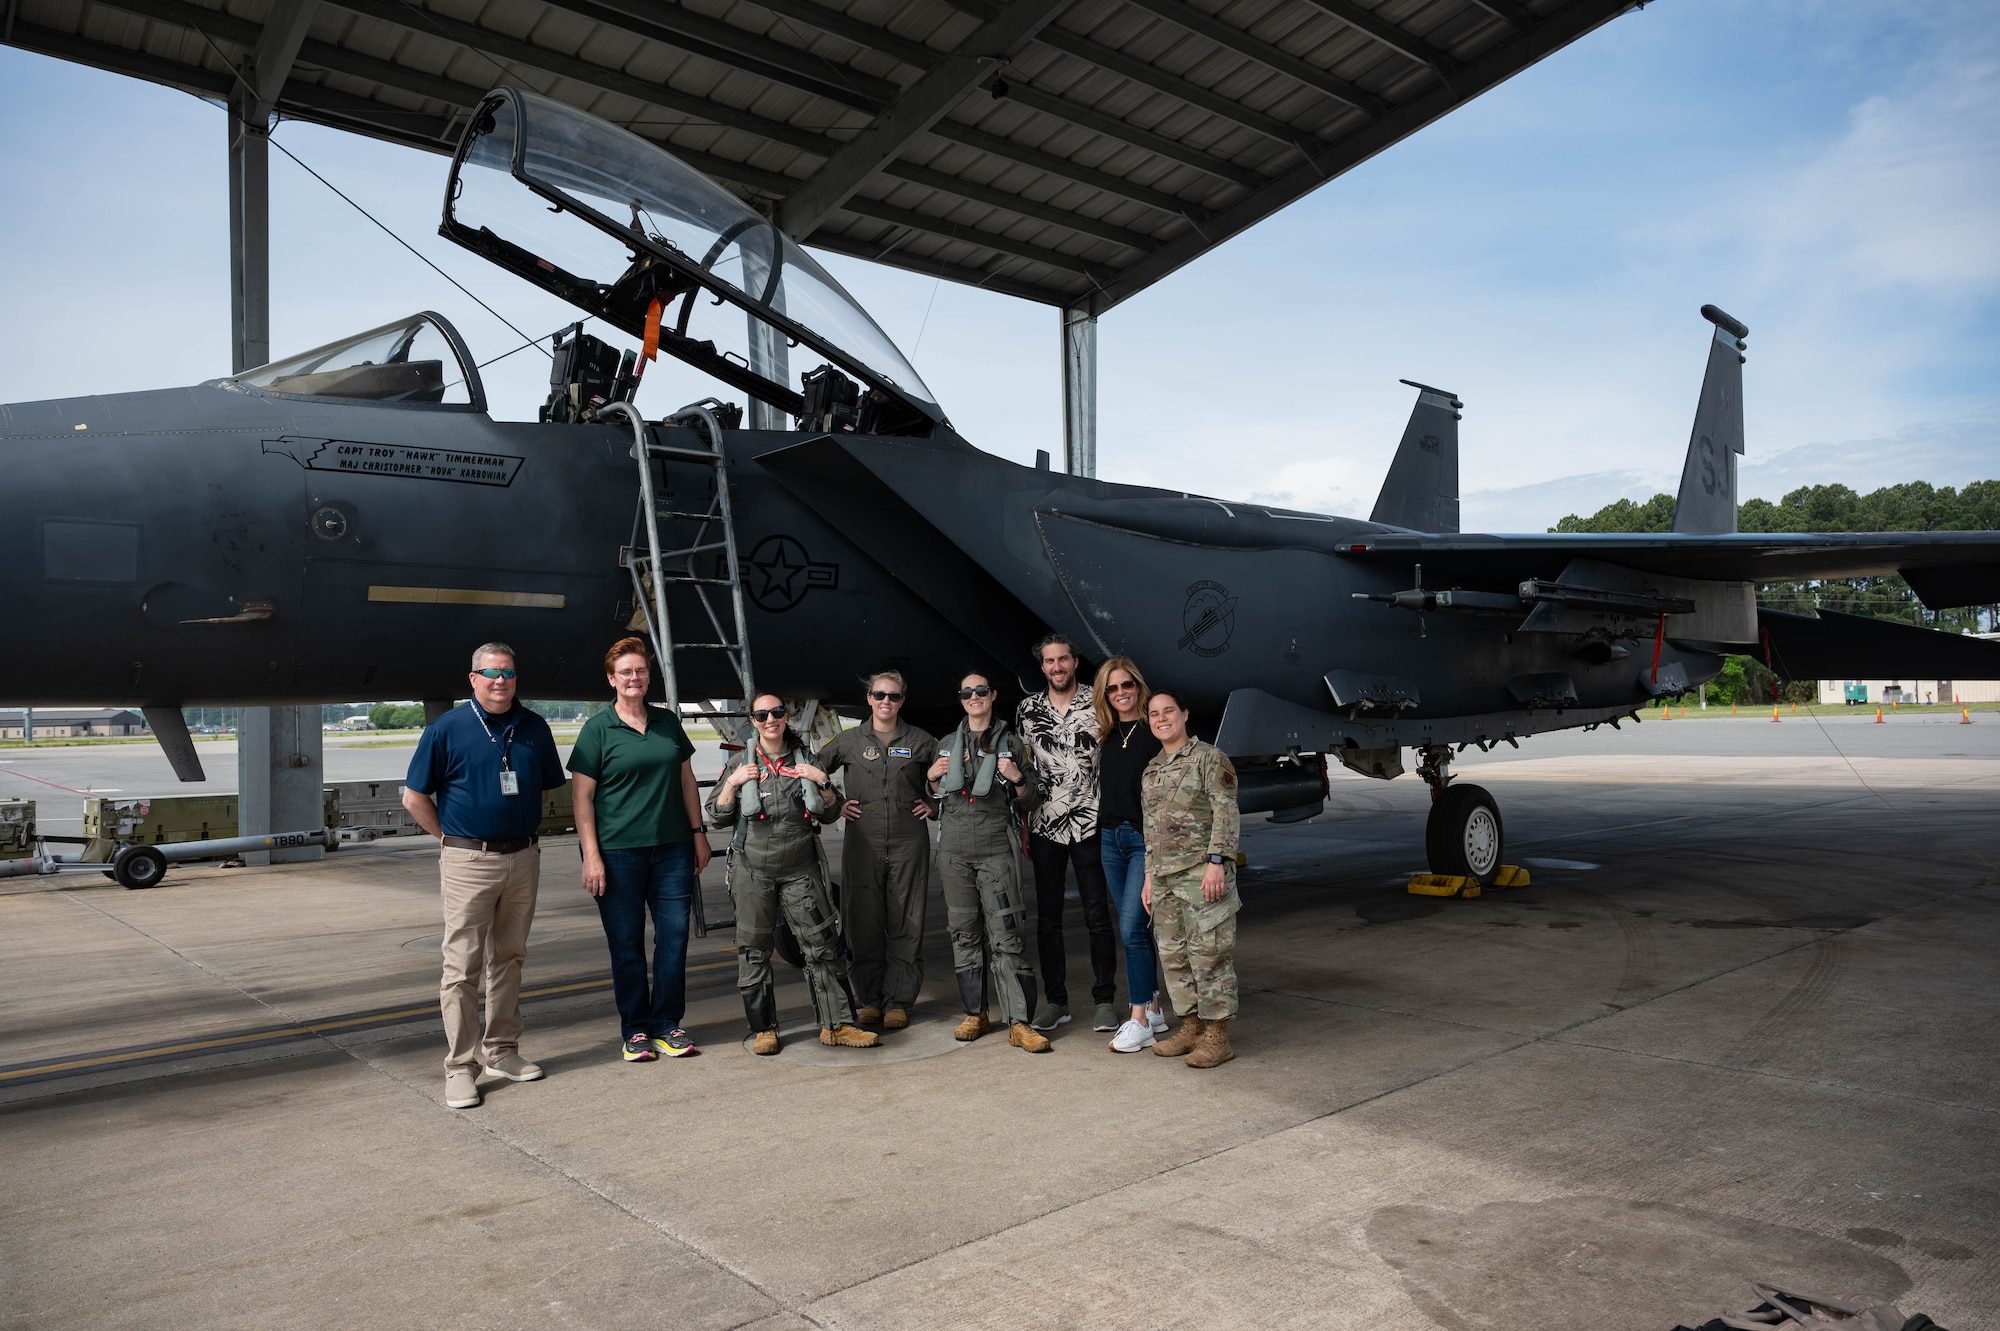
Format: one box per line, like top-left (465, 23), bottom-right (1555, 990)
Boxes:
top-left (1771, 704), bottom-right (1781, 722)
top-left (1875, 706), bottom-right (1884, 724)
top-left (1731, 703), bottom-right (1737, 715)
top-left (1791, 702), bottom-right (1798, 715)
top-left (1964, 706), bottom-right (1974, 724)
top-left (1680, 705), bottom-right (1688, 718)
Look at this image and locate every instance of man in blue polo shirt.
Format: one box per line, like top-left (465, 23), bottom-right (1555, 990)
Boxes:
top-left (402, 642), bottom-right (566, 1110)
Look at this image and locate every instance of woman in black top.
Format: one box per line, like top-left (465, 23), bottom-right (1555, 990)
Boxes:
top-left (1092, 656), bottom-right (1166, 1052)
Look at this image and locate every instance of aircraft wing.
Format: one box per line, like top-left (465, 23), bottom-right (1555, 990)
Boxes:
top-left (1343, 531), bottom-right (2000, 610)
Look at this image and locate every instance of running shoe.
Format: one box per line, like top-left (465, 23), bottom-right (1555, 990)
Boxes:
top-left (1030, 1001), bottom-right (1070, 1031)
top-left (652, 1028), bottom-right (698, 1057)
top-left (622, 1034), bottom-right (657, 1062)
top-left (1109, 1018), bottom-right (1156, 1053)
top-left (1147, 1003), bottom-right (1168, 1035)
top-left (1092, 1003), bottom-right (1119, 1032)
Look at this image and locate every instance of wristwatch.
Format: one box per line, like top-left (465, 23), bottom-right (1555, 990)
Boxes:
top-left (1206, 853), bottom-right (1227, 865)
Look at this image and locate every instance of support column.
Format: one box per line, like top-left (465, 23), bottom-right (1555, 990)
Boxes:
top-left (237, 706), bottom-right (324, 865)
top-left (228, 3), bottom-right (323, 861)
top-left (1061, 305), bottom-right (1097, 478)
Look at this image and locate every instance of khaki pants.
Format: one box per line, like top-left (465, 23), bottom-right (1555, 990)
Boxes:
top-left (439, 844), bottom-right (541, 1072)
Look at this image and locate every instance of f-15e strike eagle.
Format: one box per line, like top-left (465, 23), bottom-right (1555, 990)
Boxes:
top-left (6, 87), bottom-right (1996, 881)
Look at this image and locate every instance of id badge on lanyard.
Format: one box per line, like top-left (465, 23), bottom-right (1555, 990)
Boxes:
top-left (481, 710), bottom-right (522, 796)
top-left (499, 770), bottom-right (520, 796)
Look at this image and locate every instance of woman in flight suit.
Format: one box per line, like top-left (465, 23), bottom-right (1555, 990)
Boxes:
top-left (708, 694), bottom-right (878, 1055)
top-left (926, 672), bottom-right (1051, 1053)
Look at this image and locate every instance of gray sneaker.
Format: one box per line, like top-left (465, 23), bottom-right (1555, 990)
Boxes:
top-left (444, 1069), bottom-right (482, 1109)
top-left (485, 1051), bottom-right (544, 1082)
top-left (1092, 1003), bottom-right (1119, 1032)
top-left (1030, 1002), bottom-right (1070, 1031)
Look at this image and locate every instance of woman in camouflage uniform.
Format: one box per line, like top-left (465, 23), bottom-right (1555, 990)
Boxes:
top-left (925, 673), bottom-right (1050, 1053)
top-left (1140, 686), bottom-right (1241, 1069)
top-left (708, 694), bottom-right (878, 1056)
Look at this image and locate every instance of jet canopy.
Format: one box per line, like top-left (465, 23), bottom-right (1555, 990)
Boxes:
top-left (231, 311), bottom-right (485, 410)
top-left (443, 87), bottom-right (942, 432)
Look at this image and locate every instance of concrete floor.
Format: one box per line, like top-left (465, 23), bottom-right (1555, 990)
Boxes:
top-left (2, 717), bottom-right (1995, 1330)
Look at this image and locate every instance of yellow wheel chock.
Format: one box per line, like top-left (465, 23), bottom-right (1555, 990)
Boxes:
top-left (1406, 865), bottom-right (1531, 899)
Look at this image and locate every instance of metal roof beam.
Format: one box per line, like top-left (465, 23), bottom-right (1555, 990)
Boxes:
top-left (247, 0), bottom-right (320, 116)
top-left (778, 0), bottom-right (1074, 239)
top-left (940, 120), bottom-right (1212, 222)
top-left (534, 0), bottom-right (894, 112)
top-left (997, 80), bottom-right (1263, 188)
top-left (1033, 26), bottom-right (1320, 150)
top-left (1120, 0), bottom-right (1391, 115)
top-left (838, 196), bottom-right (1120, 280)
top-left (323, 0), bottom-right (841, 155)
top-left (739, 0), bottom-right (945, 70)
top-left (1087, 0), bottom-right (1636, 311)
top-left (805, 229), bottom-right (1080, 305)
top-left (879, 159), bottom-right (1166, 251)
top-left (1295, 0), bottom-right (1459, 80)
top-left (1466, 0), bottom-right (1535, 31)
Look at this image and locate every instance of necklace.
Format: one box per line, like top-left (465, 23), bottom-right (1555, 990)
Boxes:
top-left (1118, 719), bottom-right (1142, 749)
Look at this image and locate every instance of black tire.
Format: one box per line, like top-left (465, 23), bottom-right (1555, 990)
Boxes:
top-left (1425, 784), bottom-right (1504, 884)
top-left (114, 845), bottom-right (168, 890)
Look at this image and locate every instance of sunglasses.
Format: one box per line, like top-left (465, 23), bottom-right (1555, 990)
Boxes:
top-left (957, 685), bottom-right (993, 699)
top-left (473, 667), bottom-right (517, 680)
top-left (1107, 680), bottom-right (1138, 693)
top-left (751, 707), bottom-right (788, 722)
top-left (868, 690), bottom-right (904, 702)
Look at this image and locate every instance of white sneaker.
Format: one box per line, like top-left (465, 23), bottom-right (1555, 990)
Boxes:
top-left (1109, 1018), bottom-right (1156, 1053)
top-left (1146, 1004), bottom-right (1168, 1035)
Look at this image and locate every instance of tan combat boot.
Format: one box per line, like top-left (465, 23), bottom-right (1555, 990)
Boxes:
top-left (1008, 1022), bottom-right (1052, 1053)
top-left (752, 1030), bottom-right (780, 1056)
top-left (821, 1024), bottom-right (881, 1048)
top-left (856, 1005), bottom-right (883, 1025)
top-left (1153, 1014), bottom-right (1204, 1058)
top-left (954, 1010), bottom-right (991, 1042)
top-left (1184, 1018), bottom-right (1233, 1069)
top-left (882, 1007), bottom-right (910, 1030)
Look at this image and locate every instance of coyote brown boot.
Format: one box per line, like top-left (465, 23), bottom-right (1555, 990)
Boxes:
top-left (954, 1010), bottom-right (991, 1042)
top-left (820, 1024), bottom-right (881, 1048)
top-left (882, 1007), bottom-right (910, 1030)
top-left (1153, 1014), bottom-right (1204, 1058)
top-left (1184, 1018), bottom-right (1233, 1068)
top-left (1008, 1022), bottom-right (1052, 1053)
top-left (855, 1005), bottom-right (883, 1026)
top-left (752, 1030), bottom-right (780, 1056)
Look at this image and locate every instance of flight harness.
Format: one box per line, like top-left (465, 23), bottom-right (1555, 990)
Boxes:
top-left (731, 747), bottom-right (825, 851)
top-left (936, 720), bottom-right (1017, 801)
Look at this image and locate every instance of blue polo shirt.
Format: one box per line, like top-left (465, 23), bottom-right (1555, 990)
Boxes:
top-left (406, 702), bottom-right (565, 841)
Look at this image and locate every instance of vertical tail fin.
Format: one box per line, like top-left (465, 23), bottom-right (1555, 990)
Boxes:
top-left (1671, 305), bottom-right (1748, 533)
top-left (1369, 380), bottom-right (1461, 533)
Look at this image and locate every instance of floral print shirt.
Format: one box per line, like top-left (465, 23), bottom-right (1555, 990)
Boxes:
top-left (1014, 685), bottom-right (1101, 844)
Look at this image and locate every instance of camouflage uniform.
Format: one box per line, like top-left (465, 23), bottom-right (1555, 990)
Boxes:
top-left (1141, 738), bottom-right (1241, 1021)
top-left (706, 747), bottom-right (855, 1034)
top-left (932, 719), bottom-right (1041, 1025)
top-left (815, 721), bottom-right (937, 1010)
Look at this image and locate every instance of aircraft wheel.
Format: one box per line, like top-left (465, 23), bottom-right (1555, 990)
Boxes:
top-left (113, 845), bottom-right (169, 890)
top-left (1425, 784), bottom-right (1503, 884)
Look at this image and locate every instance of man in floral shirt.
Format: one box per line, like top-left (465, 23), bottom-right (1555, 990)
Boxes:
top-left (1014, 633), bottom-right (1118, 1033)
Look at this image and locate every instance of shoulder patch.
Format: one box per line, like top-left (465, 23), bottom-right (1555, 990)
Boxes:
top-left (1217, 754), bottom-right (1237, 789)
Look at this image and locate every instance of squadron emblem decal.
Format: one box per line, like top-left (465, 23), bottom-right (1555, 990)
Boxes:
top-left (746, 534), bottom-right (839, 613)
top-left (1177, 580), bottom-right (1237, 658)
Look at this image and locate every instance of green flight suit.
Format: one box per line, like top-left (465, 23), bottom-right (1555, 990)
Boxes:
top-left (816, 720), bottom-right (938, 1010)
top-left (1141, 738), bottom-right (1242, 1020)
top-left (932, 718), bottom-right (1041, 1025)
top-left (707, 746), bottom-right (854, 1033)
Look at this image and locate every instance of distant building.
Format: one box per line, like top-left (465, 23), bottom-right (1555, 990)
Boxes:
top-left (1819, 635), bottom-right (2000, 705)
top-left (0, 708), bottom-right (149, 738)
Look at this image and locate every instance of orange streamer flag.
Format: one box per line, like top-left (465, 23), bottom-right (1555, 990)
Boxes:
top-left (643, 297), bottom-right (664, 363)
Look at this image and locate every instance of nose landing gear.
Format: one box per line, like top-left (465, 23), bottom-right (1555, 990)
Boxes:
top-left (1416, 744), bottom-right (1504, 884)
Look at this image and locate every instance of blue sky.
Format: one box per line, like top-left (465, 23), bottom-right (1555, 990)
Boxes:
top-left (2, 0), bottom-right (1993, 531)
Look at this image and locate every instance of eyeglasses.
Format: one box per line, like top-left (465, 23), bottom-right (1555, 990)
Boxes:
top-left (613, 668), bottom-right (648, 680)
top-left (957, 685), bottom-right (993, 699)
top-left (750, 707), bottom-right (788, 722)
top-left (1107, 680), bottom-right (1138, 693)
top-left (868, 690), bottom-right (904, 702)
top-left (473, 667), bottom-right (517, 680)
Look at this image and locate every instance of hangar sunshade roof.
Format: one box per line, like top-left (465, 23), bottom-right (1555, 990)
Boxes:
top-left (7, 0), bottom-right (1635, 312)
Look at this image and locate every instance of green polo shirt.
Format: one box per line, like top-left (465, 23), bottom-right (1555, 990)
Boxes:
top-left (567, 705), bottom-right (696, 850)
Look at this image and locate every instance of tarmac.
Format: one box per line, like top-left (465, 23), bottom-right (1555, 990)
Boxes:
top-left (1, 713), bottom-right (1995, 1330)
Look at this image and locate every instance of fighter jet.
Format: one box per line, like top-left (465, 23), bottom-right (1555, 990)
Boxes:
top-left (5, 87), bottom-right (1996, 881)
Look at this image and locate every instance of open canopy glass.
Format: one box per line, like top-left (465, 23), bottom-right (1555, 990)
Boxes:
top-left (442, 87), bottom-right (940, 430)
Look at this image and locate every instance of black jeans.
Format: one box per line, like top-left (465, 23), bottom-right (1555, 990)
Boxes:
top-left (1028, 831), bottom-right (1116, 1006)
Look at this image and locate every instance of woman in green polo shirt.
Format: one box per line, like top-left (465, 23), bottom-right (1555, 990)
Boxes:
top-left (569, 637), bottom-right (712, 1063)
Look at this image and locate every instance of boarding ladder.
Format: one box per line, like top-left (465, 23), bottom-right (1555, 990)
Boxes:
top-left (600, 400), bottom-right (756, 718)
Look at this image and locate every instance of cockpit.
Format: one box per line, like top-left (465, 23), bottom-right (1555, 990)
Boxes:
top-left (231, 312), bottom-right (486, 410)
top-left (440, 86), bottom-right (944, 436)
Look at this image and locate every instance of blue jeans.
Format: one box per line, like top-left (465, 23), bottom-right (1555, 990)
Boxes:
top-left (596, 841), bottom-right (695, 1039)
top-left (1099, 821), bottom-right (1158, 1007)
